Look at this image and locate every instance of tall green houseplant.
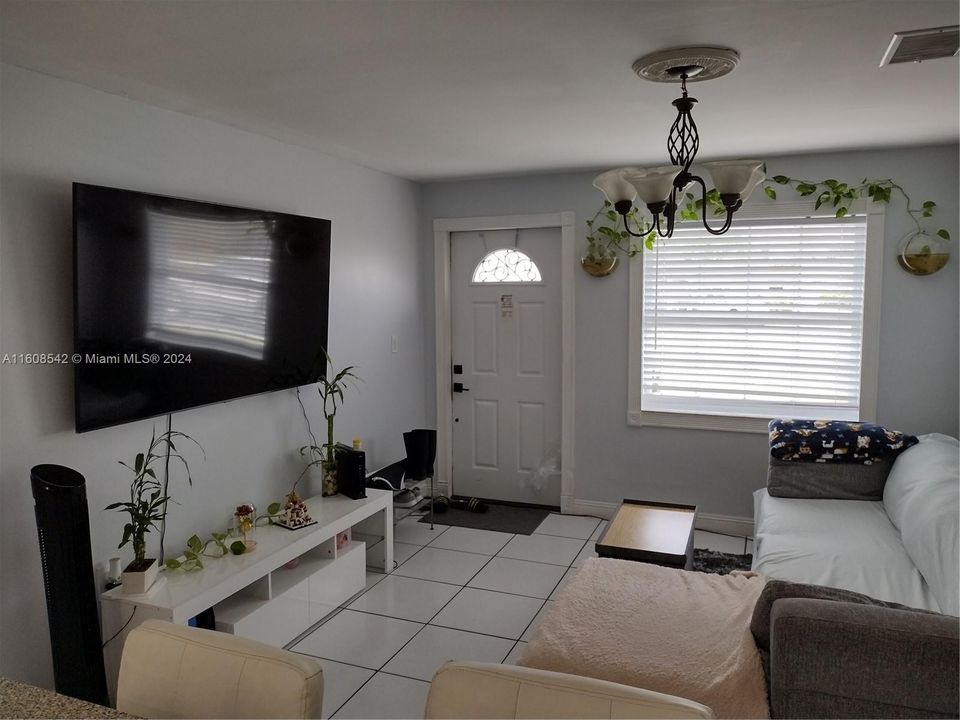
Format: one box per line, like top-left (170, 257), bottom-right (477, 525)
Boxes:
top-left (300, 357), bottom-right (358, 496)
top-left (106, 428), bottom-right (203, 571)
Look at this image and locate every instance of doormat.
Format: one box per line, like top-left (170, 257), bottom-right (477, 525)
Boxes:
top-left (419, 501), bottom-right (551, 535)
top-left (691, 549), bottom-right (753, 575)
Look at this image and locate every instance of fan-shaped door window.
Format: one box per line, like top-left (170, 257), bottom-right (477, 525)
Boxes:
top-left (472, 248), bottom-right (542, 283)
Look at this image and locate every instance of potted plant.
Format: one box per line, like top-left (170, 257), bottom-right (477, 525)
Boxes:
top-left (582, 201), bottom-right (655, 276)
top-left (106, 427), bottom-right (203, 593)
top-left (298, 358), bottom-right (359, 498)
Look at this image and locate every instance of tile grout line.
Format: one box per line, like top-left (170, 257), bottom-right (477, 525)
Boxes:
top-left (511, 535), bottom-right (590, 643)
top-left (323, 545), bottom-right (506, 714)
top-left (303, 522), bottom-right (454, 717)
top-left (316, 521), bottom-right (599, 716)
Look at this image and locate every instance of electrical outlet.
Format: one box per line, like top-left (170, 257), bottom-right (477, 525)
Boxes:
top-left (390, 335), bottom-right (399, 353)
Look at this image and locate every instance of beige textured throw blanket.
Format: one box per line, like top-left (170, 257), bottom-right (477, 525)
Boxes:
top-left (520, 558), bottom-right (769, 719)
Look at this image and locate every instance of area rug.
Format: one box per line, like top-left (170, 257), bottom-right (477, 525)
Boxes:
top-left (692, 548), bottom-right (753, 575)
top-left (418, 501), bottom-right (551, 534)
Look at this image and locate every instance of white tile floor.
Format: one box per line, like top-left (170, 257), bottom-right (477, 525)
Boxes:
top-left (290, 511), bottom-right (751, 719)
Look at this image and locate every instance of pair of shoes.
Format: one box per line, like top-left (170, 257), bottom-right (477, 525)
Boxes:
top-left (430, 496), bottom-right (488, 513)
top-left (394, 488), bottom-right (420, 508)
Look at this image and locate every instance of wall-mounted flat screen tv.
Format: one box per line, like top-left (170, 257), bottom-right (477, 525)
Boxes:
top-left (73, 183), bottom-right (331, 432)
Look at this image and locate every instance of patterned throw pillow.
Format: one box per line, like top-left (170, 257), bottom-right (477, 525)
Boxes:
top-left (768, 419), bottom-right (918, 464)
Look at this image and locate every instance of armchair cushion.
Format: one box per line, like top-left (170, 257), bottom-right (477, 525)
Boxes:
top-left (117, 619), bottom-right (323, 719)
top-left (425, 661), bottom-right (713, 719)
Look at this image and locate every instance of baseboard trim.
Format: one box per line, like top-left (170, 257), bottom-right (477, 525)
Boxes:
top-left (696, 512), bottom-right (754, 537)
top-left (566, 498), bottom-right (753, 537)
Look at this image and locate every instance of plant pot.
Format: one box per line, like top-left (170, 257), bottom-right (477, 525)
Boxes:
top-left (897, 230), bottom-right (949, 276)
top-left (581, 256), bottom-right (618, 277)
top-left (122, 557), bottom-right (159, 594)
top-left (321, 464), bottom-right (338, 497)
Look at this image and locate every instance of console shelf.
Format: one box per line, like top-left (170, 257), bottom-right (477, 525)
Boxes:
top-left (100, 488), bottom-right (393, 701)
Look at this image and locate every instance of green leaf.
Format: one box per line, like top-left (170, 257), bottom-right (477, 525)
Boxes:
top-left (104, 502), bottom-right (127, 510)
top-left (187, 534), bottom-right (203, 551)
top-left (937, 229), bottom-right (951, 241)
top-left (267, 502), bottom-right (281, 515)
top-left (922, 209), bottom-right (932, 217)
top-left (923, 201), bottom-right (936, 209)
top-left (763, 186), bottom-right (777, 200)
top-left (134, 453), bottom-right (144, 473)
top-left (824, 179), bottom-right (838, 189)
top-left (165, 559), bottom-right (182, 569)
top-left (772, 175), bottom-right (790, 185)
top-left (606, 211), bottom-right (617, 221)
top-left (836, 207), bottom-right (848, 218)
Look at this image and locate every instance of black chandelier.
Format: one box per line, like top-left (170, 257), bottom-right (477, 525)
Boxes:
top-left (594, 47), bottom-right (764, 239)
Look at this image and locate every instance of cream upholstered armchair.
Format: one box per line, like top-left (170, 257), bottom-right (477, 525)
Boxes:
top-left (425, 662), bottom-right (713, 719)
top-left (117, 620), bottom-right (323, 719)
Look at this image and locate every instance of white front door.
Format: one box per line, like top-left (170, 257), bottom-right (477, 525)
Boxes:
top-left (450, 228), bottom-right (562, 505)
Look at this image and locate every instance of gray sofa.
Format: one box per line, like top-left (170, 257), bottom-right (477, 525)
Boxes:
top-left (752, 433), bottom-right (960, 718)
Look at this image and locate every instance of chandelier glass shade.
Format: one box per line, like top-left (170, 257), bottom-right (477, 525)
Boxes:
top-left (594, 50), bottom-right (763, 239)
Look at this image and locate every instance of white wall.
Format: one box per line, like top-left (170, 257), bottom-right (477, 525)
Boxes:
top-left (0, 65), bottom-right (427, 687)
top-left (422, 145), bottom-right (959, 521)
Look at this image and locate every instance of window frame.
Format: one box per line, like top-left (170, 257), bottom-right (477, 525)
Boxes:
top-left (626, 199), bottom-right (884, 433)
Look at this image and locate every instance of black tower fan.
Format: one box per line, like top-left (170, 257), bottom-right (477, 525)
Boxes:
top-left (31, 464), bottom-right (109, 706)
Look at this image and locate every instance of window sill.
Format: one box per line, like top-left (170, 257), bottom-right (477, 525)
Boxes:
top-left (627, 410), bottom-right (771, 434)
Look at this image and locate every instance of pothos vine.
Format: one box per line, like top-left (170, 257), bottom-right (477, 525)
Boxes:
top-left (585, 174), bottom-right (950, 262)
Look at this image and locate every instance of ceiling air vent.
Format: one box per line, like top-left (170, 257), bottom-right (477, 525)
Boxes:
top-left (880, 25), bottom-right (959, 66)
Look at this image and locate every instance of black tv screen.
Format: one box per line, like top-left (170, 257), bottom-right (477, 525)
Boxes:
top-left (73, 183), bottom-right (331, 432)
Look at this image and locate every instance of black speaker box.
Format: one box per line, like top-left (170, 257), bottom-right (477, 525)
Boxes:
top-left (335, 444), bottom-right (367, 499)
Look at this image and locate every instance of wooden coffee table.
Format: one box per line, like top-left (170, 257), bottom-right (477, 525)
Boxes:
top-left (595, 499), bottom-right (697, 569)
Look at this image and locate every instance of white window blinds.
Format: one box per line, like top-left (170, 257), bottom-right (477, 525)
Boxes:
top-left (640, 215), bottom-right (868, 421)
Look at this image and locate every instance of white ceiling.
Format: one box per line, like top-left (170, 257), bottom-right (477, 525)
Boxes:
top-left (1, 0), bottom-right (957, 181)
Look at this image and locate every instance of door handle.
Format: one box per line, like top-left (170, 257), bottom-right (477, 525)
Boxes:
top-left (453, 382), bottom-right (470, 393)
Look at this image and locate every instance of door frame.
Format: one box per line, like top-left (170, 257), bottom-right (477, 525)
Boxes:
top-left (433, 212), bottom-right (576, 513)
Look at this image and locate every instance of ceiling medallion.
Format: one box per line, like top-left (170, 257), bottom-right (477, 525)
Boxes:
top-left (595, 46), bottom-right (763, 239)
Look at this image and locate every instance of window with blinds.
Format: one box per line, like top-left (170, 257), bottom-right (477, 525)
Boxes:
top-left (639, 214), bottom-right (869, 421)
top-left (146, 210), bottom-right (272, 359)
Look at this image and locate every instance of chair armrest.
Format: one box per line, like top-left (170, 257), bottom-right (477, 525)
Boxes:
top-left (769, 598), bottom-right (959, 719)
top-left (118, 620), bottom-right (323, 719)
top-left (425, 661), bottom-right (713, 719)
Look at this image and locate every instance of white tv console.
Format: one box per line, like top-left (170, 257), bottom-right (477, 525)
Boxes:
top-left (100, 488), bottom-right (393, 701)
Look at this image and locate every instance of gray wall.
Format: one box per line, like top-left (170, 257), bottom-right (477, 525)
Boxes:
top-left (422, 145), bottom-right (959, 519)
top-left (0, 65), bottom-right (427, 686)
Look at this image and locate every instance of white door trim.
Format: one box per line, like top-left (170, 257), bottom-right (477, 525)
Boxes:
top-left (434, 212), bottom-right (576, 512)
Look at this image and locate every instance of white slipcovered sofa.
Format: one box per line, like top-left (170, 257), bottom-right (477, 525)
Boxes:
top-left (752, 433), bottom-right (959, 615)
